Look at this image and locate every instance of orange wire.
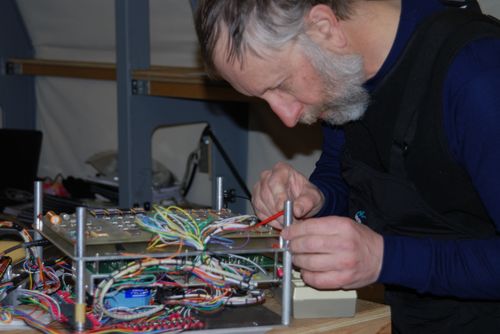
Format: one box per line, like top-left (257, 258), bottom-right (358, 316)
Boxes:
top-left (37, 258), bottom-right (45, 285)
top-left (251, 210), bottom-right (284, 229)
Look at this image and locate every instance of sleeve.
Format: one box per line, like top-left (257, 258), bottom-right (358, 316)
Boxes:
top-left (377, 39), bottom-right (500, 299)
top-left (308, 124), bottom-right (350, 217)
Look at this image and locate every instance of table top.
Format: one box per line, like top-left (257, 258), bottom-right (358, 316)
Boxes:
top-left (268, 299), bottom-right (391, 334)
top-left (3, 299), bottom-right (390, 334)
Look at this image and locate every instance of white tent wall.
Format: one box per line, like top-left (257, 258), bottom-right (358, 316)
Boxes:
top-left (14, 0), bottom-right (500, 208)
top-left (16, 0), bottom-right (217, 206)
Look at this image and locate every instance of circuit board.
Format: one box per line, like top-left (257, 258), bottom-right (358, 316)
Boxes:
top-left (41, 208), bottom-right (154, 245)
top-left (41, 207), bottom-right (278, 246)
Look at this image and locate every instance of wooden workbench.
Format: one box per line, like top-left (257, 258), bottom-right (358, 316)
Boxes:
top-left (269, 299), bottom-right (391, 334)
top-left (4, 299), bottom-right (391, 334)
top-left (4, 299), bottom-right (390, 334)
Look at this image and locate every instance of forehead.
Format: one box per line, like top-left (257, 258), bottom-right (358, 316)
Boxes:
top-left (212, 28), bottom-right (295, 94)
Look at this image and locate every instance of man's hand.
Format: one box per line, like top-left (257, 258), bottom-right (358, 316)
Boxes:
top-left (282, 216), bottom-right (384, 290)
top-left (252, 162), bottom-right (325, 228)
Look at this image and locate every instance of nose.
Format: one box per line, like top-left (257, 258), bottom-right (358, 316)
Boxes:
top-left (263, 91), bottom-right (303, 127)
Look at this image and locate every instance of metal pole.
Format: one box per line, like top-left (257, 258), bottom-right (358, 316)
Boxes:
top-left (74, 207), bottom-right (87, 331)
top-left (33, 181), bottom-right (43, 258)
top-left (216, 176), bottom-right (223, 211)
top-left (281, 200), bottom-right (293, 326)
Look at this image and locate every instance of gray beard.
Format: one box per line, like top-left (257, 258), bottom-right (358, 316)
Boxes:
top-left (298, 37), bottom-right (369, 126)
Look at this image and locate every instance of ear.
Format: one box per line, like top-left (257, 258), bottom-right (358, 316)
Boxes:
top-left (305, 4), bottom-right (347, 51)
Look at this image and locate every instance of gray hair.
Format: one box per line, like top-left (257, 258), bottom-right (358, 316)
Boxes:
top-left (194, 0), bottom-right (356, 78)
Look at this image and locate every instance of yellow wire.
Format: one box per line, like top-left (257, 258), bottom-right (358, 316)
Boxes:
top-left (153, 205), bottom-right (204, 249)
top-left (166, 205), bottom-right (201, 235)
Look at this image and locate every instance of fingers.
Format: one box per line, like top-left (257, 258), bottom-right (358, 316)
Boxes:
top-left (252, 162), bottom-right (324, 222)
top-left (294, 183), bottom-right (325, 218)
top-left (300, 270), bottom-right (354, 290)
top-left (267, 220), bottom-right (284, 230)
top-left (281, 217), bottom-right (384, 290)
top-left (292, 249), bottom-right (355, 272)
top-left (289, 233), bottom-right (344, 254)
top-left (251, 172), bottom-right (268, 220)
top-left (281, 217), bottom-right (350, 240)
top-left (252, 163), bottom-right (292, 220)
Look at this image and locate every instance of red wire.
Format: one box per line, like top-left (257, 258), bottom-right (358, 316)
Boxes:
top-left (252, 210), bottom-right (284, 228)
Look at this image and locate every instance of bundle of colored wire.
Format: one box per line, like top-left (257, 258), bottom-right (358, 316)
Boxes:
top-left (93, 257), bottom-right (261, 321)
top-left (22, 260), bottom-right (61, 294)
top-left (16, 289), bottom-right (62, 321)
top-left (224, 288), bottom-right (266, 306)
top-left (162, 286), bottom-right (230, 312)
top-left (0, 306), bottom-right (13, 323)
top-left (0, 307), bottom-right (62, 334)
top-left (218, 253), bottom-right (268, 276)
top-left (87, 313), bottom-right (193, 334)
top-left (0, 221), bottom-right (14, 228)
top-left (0, 282), bottom-right (13, 302)
top-left (161, 285), bottom-right (265, 309)
top-left (135, 205), bottom-right (259, 253)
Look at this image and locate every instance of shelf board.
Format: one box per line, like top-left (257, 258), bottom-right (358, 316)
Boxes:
top-left (6, 59), bottom-right (253, 102)
top-left (7, 58), bottom-right (116, 80)
top-left (133, 66), bottom-right (253, 102)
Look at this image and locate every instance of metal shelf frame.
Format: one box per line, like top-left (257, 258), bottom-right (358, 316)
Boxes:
top-left (0, 0), bottom-right (250, 213)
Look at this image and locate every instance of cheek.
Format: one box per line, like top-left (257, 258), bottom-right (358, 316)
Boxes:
top-left (294, 74), bottom-right (325, 105)
top-left (297, 89), bottom-right (325, 107)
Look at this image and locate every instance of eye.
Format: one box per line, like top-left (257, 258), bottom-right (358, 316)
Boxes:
top-left (277, 81), bottom-right (292, 94)
top-left (271, 81), bottom-right (287, 92)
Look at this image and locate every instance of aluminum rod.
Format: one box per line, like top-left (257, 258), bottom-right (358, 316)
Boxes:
top-left (281, 200), bottom-right (293, 326)
top-left (216, 176), bottom-right (224, 211)
top-left (33, 181), bottom-right (43, 258)
top-left (74, 207), bottom-right (87, 331)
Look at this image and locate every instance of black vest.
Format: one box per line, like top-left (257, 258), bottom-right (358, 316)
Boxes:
top-left (341, 9), bottom-right (500, 333)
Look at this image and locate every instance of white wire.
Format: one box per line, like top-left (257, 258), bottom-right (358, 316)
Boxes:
top-left (223, 254), bottom-right (268, 275)
top-left (17, 288), bottom-right (61, 320)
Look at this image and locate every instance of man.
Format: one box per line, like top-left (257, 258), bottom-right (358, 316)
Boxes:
top-left (195, 0), bottom-right (500, 332)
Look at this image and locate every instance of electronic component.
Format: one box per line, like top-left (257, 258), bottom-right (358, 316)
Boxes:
top-left (41, 207), bottom-right (154, 245)
top-left (45, 210), bottom-right (62, 225)
top-left (291, 270), bottom-right (357, 319)
top-left (30, 198), bottom-right (292, 332)
top-left (40, 207), bottom-right (278, 247)
top-left (104, 288), bottom-right (154, 309)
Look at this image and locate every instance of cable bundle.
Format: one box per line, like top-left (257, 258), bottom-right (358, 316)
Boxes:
top-left (135, 205), bottom-right (260, 250)
top-left (93, 256), bottom-right (265, 321)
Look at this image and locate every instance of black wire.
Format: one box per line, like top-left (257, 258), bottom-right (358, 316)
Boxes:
top-left (181, 151), bottom-right (199, 197)
top-left (233, 195), bottom-right (251, 202)
top-left (0, 243), bottom-right (24, 256)
top-left (202, 126), bottom-right (252, 200)
top-left (183, 161), bottom-right (198, 197)
top-left (0, 239), bottom-right (51, 257)
top-left (234, 195), bottom-right (257, 215)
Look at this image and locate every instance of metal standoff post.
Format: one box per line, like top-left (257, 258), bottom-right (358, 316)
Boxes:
top-left (215, 176), bottom-right (224, 212)
top-left (33, 180), bottom-right (44, 258)
top-left (281, 200), bottom-right (293, 326)
top-left (75, 207), bottom-right (87, 331)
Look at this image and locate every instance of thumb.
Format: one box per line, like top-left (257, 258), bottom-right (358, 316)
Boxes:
top-left (293, 188), bottom-right (324, 218)
top-left (293, 202), bottom-right (306, 218)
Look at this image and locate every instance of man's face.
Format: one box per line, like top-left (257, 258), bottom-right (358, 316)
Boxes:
top-left (214, 34), bottom-right (369, 127)
top-left (300, 36), bottom-right (369, 126)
